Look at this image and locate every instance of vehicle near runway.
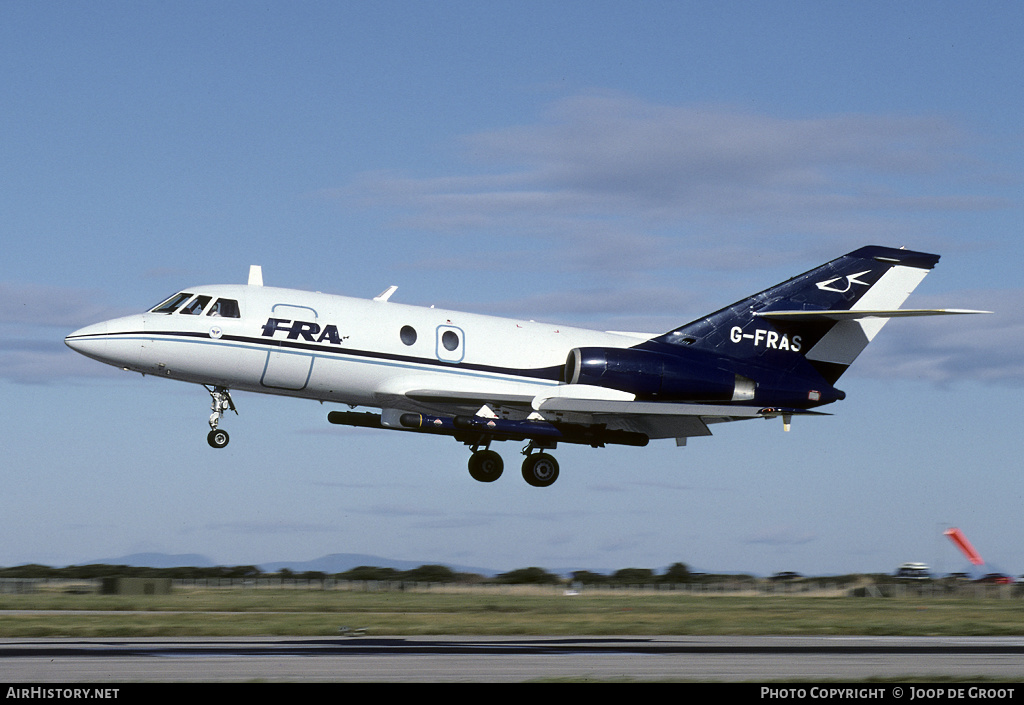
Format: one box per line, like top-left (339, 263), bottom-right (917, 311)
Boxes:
top-left (769, 571), bottom-right (803, 582)
top-left (65, 245), bottom-right (986, 487)
top-left (895, 563), bottom-right (932, 580)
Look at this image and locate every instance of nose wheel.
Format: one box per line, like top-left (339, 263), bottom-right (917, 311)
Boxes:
top-left (207, 428), bottom-right (230, 448)
top-left (205, 385), bottom-right (236, 448)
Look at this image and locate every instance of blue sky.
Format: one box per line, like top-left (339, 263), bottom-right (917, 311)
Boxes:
top-left (2, 1), bottom-right (1021, 577)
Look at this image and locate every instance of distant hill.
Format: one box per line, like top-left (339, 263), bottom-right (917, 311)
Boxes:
top-left (78, 553), bottom-right (217, 569)
top-left (258, 553), bottom-right (497, 577)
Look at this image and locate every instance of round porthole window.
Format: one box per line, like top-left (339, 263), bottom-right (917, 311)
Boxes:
top-left (442, 330), bottom-right (459, 351)
top-left (400, 325), bottom-right (417, 346)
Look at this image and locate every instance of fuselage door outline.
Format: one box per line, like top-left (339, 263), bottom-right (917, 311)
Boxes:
top-left (435, 324), bottom-right (465, 364)
top-left (261, 303), bottom-right (319, 390)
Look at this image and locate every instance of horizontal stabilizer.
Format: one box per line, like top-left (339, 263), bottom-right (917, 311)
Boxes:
top-left (755, 308), bottom-right (991, 321)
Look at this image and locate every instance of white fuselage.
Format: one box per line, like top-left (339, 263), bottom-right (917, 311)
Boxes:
top-left (63, 247), bottom-right (983, 486)
top-left (66, 283), bottom-right (647, 417)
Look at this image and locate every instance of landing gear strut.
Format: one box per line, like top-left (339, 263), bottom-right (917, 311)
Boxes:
top-left (205, 385), bottom-right (236, 448)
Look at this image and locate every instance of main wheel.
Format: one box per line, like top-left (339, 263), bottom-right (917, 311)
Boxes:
top-left (521, 453), bottom-right (559, 487)
top-left (207, 428), bottom-right (230, 448)
top-left (468, 450), bottom-right (504, 482)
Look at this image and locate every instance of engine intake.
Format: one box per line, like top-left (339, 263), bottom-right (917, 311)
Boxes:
top-left (564, 347), bottom-right (755, 402)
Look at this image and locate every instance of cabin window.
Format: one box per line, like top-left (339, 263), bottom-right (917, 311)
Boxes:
top-left (150, 292), bottom-right (193, 314)
top-left (400, 325), bottom-right (417, 346)
top-left (179, 295), bottom-right (212, 315)
top-left (441, 330), bottom-right (460, 351)
top-left (208, 298), bottom-right (240, 318)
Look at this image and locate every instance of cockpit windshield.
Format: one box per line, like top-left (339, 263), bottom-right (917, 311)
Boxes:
top-left (208, 298), bottom-right (240, 318)
top-left (179, 295), bottom-right (212, 315)
top-left (149, 293), bottom-right (241, 318)
top-left (150, 292), bottom-right (193, 314)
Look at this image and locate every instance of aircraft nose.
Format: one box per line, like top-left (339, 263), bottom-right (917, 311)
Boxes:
top-left (65, 321), bottom-right (107, 354)
top-left (66, 315), bottom-right (146, 370)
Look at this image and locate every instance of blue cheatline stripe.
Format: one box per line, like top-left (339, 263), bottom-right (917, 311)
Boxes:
top-left (70, 330), bottom-right (566, 386)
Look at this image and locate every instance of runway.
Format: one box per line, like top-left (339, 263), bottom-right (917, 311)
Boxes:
top-left (3, 635), bottom-right (1024, 682)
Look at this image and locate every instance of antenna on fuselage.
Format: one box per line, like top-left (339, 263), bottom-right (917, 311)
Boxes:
top-left (248, 265), bottom-right (264, 286)
top-left (374, 285), bottom-right (398, 302)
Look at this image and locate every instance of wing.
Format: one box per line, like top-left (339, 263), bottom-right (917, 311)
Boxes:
top-left (371, 376), bottom-right (543, 418)
top-left (530, 393), bottom-right (827, 442)
top-left (374, 378), bottom-right (825, 445)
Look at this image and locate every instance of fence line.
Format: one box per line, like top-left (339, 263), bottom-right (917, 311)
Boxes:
top-left (2, 576), bottom-right (1019, 598)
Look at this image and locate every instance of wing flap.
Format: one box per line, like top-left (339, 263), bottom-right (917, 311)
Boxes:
top-left (372, 376), bottom-right (546, 417)
top-left (534, 397), bottom-right (763, 418)
top-left (404, 388), bottom-right (536, 406)
top-left (533, 397), bottom-right (752, 440)
top-left (533, 395), bottom-right (831, 439)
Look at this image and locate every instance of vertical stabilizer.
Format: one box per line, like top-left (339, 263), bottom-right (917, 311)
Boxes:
top-left (644, 246), bottom-right (946, 386)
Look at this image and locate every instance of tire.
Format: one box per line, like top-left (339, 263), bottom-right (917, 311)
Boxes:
top-left (521, 453), bottom-right (559, 487)
top-left (207, 429), bottom-right (230, 448)
top-left (468, 450), bottom-right (503, 482)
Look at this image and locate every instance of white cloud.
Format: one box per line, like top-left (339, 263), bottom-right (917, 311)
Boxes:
top-left (331, 94), bottom-right (1019, 387)
top-left (338, 92), bottom-right (1005, 261)
top-left (852, 289), bottom-right (1018, 386)
top-left (0, 282), bottom-right (133, 328)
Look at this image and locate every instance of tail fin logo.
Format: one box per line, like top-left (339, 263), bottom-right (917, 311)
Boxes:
top-left (816, 271), bottom-right (871, 293)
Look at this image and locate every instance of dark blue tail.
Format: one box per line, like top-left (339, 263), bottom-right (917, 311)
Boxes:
top-left (638, 246), bottom-right (942, 405)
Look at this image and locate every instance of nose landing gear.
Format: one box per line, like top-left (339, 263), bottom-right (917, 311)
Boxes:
top-left (205, 385), bottom-right (236, 448)
top-left (207, 427), bottom-right (230, 449)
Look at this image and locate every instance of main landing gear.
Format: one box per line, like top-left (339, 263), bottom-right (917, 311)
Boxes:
top-left (467, 442), bottom-right (560, 487)
top-left (521, 451), bottom-right (559, 488)
top-left (205, 385), bottom-right (236, 448)
top-left (467, 447), bottom-right (504, 483)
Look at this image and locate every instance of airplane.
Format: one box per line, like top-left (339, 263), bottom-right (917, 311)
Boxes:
top-left (65, 245), bottom-right (987, 487)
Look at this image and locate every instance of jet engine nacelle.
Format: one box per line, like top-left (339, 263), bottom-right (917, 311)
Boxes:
top-left (563, 347), bottom-right (756, 402)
